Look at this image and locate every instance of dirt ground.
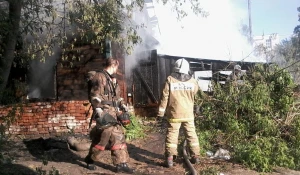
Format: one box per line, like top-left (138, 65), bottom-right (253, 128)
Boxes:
top-left (1, 128), bottom-right (300, 175)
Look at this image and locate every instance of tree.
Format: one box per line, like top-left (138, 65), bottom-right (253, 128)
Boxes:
top-left (271, 7), bottom-right (300, 84)
top-left (0, 0), bottom-right (22, 96)
top-left (294, 7), bottom-right (300, 35)
top-left (0, 0), bottom-right (60, 101)
top-left (0, 0), bottom-right (208, 101)
top-left (273, 37), bottom-right (300, 84)
top-left (196, 64), bottom-right (297, 172)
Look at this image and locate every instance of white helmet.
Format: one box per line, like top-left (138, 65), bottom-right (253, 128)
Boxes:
top-left (173, 58), bottom-right (190, 74)
top-left (234, 65), bottom-right (241, 71)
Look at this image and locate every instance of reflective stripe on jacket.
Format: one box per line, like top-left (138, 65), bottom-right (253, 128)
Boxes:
top-left (159, 75), bottom-right (199, 121)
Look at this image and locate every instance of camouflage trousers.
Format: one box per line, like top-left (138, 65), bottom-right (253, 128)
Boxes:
top-left (165, 120), bottom-right (200, 157)
top-left (85, 124), bottom-right (130, 165)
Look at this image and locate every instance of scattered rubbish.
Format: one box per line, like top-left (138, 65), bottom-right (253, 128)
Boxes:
top-left (207, 148), bottom-right (231, 160)
top-left (206, 151), bottom-right (214, 157)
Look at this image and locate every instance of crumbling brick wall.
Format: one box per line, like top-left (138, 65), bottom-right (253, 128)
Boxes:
top-left (0, 44), bottom-right (127, 137)
top-left (0, 100), bottom-right (93, 138)
top-left (57, 44), bottom-right (126, 101)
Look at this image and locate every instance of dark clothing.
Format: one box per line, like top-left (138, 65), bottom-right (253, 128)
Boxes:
top-left (86, 125), bottom-right (129, 165)
top-left (85, 70), bottom-right (130, 165)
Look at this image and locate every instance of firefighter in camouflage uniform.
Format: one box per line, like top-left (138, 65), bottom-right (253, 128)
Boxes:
top-left (84, 58), bottom-right (134, 173)
top-left (158, 58), bottom-right (201, 167)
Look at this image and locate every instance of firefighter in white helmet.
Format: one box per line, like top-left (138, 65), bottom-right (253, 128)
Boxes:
top-left (227, 64), bottom-right (242, 82)
top-left (226, 64), bottom-right (246, 87)
top-left (157, 58), bottom-right (201, 167)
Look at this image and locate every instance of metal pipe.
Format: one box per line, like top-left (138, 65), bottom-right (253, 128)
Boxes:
top-left (248, 0), bottom-right (253, 43)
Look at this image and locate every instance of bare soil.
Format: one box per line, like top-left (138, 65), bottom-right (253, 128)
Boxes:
top-left (1, 129), bottom-right (300, 175)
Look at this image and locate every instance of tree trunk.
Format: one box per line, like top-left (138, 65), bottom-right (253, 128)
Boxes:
top-left (0, 0), bottom-right (22, 94)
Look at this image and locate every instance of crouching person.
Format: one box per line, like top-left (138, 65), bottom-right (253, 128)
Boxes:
top-left (84, 58), bottom-right (134, 174)
top-left (85, 113), bottom-right (133, 173)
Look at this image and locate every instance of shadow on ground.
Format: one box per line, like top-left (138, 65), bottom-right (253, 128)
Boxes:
top-left (0, 163), bottom-right (37, 175)
top-left (127, 143), bottom-right (165, 167)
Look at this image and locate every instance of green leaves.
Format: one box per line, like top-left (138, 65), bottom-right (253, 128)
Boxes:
top-left (235, 138), bottom-right (294, 172)
top-left (0, 0), bottom-right (209, 68)
top-left (196, 64), bottom-right (298, 172)
top-left (124, 114), bottom-right (145, 141)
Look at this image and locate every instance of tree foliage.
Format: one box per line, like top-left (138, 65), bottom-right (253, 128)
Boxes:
top-left (195, 64), bottom-right (300, 172)
top-left (259, 7), bottom-right (300, 84)
top-left (294, 6), bottom-right (300, 35)
top-left (273, 36), bottom-right (300, 84)
top-left (0, 0), bottom-right (208, 97)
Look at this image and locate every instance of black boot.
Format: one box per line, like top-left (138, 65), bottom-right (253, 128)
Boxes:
top-left (84, 156), bottom-right (97, 170)
top-left (116, 163), bottom-right (135, 174)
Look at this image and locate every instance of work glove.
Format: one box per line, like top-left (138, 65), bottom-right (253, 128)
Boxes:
top-left (117, 112), bottom-right (131, 127)
top-left (157, 107), bottom-right (165, 117)
top-left (121, 104), bottom-right (128, 112)
top-left (95, 108), bottom-right (103, 117)
top-left (157, 112), bottom-right (164, 117)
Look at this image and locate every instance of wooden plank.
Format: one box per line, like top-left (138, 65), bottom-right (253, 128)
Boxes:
top-left (134, 68), bottom-right (158, 104)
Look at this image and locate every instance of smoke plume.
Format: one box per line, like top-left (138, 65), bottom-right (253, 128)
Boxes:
top-left (153, 0), bottom-right (264, 62)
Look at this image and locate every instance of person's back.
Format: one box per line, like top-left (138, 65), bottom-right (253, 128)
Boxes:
top-left (165, 72), bottom-right (199, 120)
top-left (158, 58), bottom-right (201, 167)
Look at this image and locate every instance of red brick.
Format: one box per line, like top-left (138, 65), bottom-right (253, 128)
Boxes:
top-left (69, 106), bottom-right (76, 110)
top-left (75, 116), bottom-right (85, 120)
top-left (21, 123), bottom-right (31, 126)
top-left (74, 129), bottom-right (82, 133)
top-left (38, 118), bottom-right (47, 122)
top-left (42, 124), bottom-right (52, 128)
top-left (23, 113), bottom-right (34, 117)
top-left (37, 128), bottom-right (44, 131)
top-left (39, 131), bottom-right (49, 134)
top-left (22, 120), bottom-right (29, 123)
top-left (22, 116), bottom-right (30, 120)
top-left (37, 125), bottom-right (43, 128)
top-left (37, 122), bottom-right (46, 125)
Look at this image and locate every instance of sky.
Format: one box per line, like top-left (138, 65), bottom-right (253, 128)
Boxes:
top-left (233, 0), bottom-right (299, 38)
top-left (146, 0), bottom-right (300, 62)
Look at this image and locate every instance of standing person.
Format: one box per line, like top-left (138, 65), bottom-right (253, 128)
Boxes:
top-left (226, 64), bottom-right (246, 89)
top-left (84, 58), bottom-right (134, 174)
top-left (227, 64), bottom-right (243, 82)
top-left (157, 58), bottom-right (201, 167)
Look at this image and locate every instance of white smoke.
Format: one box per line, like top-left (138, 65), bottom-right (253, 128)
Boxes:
top-left (28, 46), bottom-right (60, 99)
top-left (153, 0), bottom-right (265, 62)
top-left (26, 0), bottom-right (67, 99)
top-left (124, 1), bottom-right (161, 78)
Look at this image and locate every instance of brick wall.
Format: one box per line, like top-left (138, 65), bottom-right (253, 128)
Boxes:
top-left (0, 100), bottom-right (93, 138)
top-left (57, 44), bottom-right (126, 102)
top-left (0, 44), bottom-right (128, 137)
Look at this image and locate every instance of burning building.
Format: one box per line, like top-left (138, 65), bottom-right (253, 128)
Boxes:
top-left (0, 0), bottom-right (264, 137)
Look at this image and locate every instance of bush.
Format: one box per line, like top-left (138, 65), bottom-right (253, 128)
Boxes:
top-left (195, 64), bottom-right (299, 172)
top-left (124, 114), bottom-right (145, 140)
top-left (0, 104), bottom-right (23, 146)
